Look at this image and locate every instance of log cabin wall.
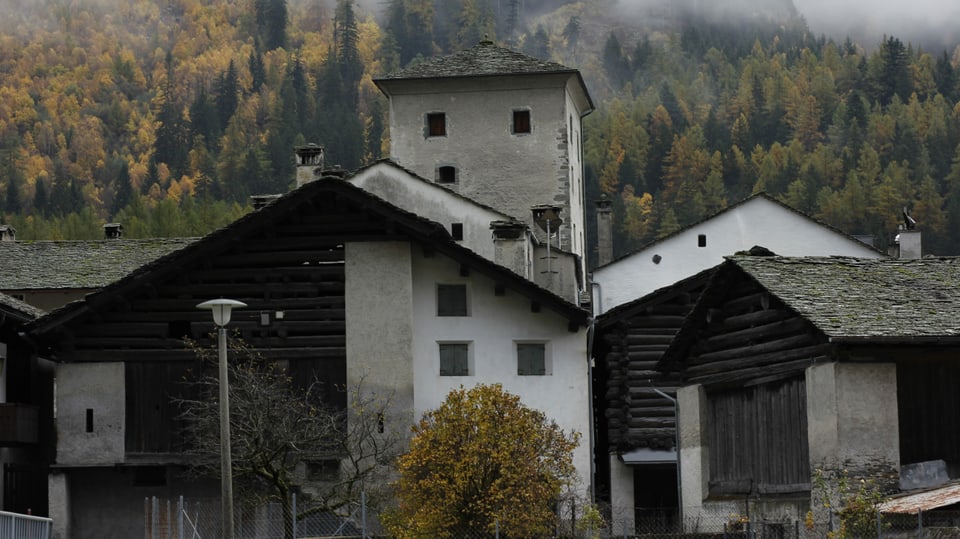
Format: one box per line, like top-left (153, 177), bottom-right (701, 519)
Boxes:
top-left (43, 191), bottom-right (401, 458)
top-left (600, 288), bottom-right (700, 452)
top-left (683, 276), bottom-right (830, 388)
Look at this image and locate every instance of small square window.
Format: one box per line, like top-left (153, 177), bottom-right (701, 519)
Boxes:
top-left (698, 234), bottom-right (707, 247)
top-left (437, 284), bottom-right (468, 316)
top-left (513, 110), bottom-right (531, 134)
top-left (439, 343), bottom-right (470, 376)
top-left (438, 165), bottom-right (456, 184)
top-left (427, 113), bottom-right (446, 137)
top-left (451, 223), bottom-right (464, 241)
top-left (517, 343), bottom-right (546, 375)
top-left (306, 459), bottom-right (340, 481)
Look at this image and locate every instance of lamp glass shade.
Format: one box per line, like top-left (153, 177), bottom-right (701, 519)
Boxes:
top-left (196, 299), bottom-right (247, 327)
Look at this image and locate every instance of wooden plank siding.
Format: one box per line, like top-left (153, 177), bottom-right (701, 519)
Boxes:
top-left (897, 357), bottom-right (960, 474)
top-left (47, 190), bottom-right (408, 456)
top-left (708, 377), bottom-right (810, 495)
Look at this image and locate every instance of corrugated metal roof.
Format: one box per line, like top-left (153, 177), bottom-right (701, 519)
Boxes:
top-left (880, 483), bottom-right (960, 514)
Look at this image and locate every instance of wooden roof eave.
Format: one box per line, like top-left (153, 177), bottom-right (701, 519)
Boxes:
top-left (25, 178), bottom-right (589, 337)
top-left (595, 266), bottom-right (717, 330)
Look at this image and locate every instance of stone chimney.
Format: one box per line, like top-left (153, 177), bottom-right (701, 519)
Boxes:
top-left (295, 143), bottom-right (325, 188)
top-left (491, 220), bottom-right (529, 277)
top-left (890, 206), bottom-right (921, 259)
top-left (895, 228), bottom-right (922, 259)
top-left (103, 223), bottom-right (123, 239)
top-left (0, 225), bottom-right (15, 242)
top-left (596, 194), bottom-right (613, 266)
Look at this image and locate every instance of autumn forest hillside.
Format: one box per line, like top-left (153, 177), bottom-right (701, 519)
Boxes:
top-left (3, 0), bottom-right (960, 259)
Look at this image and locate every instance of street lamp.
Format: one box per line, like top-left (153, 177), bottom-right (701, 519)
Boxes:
top-left (196, 298), bottom-right (247, 539)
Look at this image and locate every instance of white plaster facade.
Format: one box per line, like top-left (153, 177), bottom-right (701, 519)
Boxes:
top-left (592, 195), bottom-right (884, 314)
top-left (345, 241), bottom-right (592, 495)
top-left (347, 163), bottom-right (584, 304)
top-left (347, 162), bottom-right (514, 264)
top-left (377, 70), bottom-right (592, 273)
top-left (54, 362), bottom-right (125, 466)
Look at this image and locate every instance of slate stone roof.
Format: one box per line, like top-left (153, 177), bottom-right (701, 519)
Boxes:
top-left (377, 39), bottom-right (577, 80)
top-left (0, 238), bottom-right (195, 290)
top-left (729, 255), bottom-right (960, 340)
top-left (0, 292), bottom-right (43, 320)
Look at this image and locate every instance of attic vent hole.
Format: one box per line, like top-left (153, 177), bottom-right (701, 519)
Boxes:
top-left (438, 166), bottom-right (457, 184)
top-left (698, 234), bottom-right (707, 247)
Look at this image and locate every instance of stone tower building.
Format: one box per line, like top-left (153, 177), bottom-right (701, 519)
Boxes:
top-left (374, 39), bottom-right (594, 275)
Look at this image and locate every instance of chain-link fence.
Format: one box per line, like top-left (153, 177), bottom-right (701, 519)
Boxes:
top-left (144, 495), bottom-right (381, 539)
top-left (148, 497), bottom-right (960, 539)
top-left (603, 510), bottom-right (960, 538)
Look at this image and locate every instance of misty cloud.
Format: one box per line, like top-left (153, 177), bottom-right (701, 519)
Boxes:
top-left (794, 0), bottom-right (960, 48)
top-left (612, 0), bottom-right (960, 50)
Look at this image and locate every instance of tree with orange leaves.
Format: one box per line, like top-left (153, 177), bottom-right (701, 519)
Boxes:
top-left (385, 384), bottom-right (579, 539)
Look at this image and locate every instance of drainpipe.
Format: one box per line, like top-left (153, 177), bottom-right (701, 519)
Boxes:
top-left (651, 386), bottom-right (683, 529)
top-left (586, 314), bottom-right (597, 503)
top-left (586, 279), bottom-right (604, 501)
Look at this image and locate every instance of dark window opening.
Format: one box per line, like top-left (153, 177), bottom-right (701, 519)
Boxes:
top-left (451, 223), bottom-right (464, 241)
top-left (437, 284), bottom-right (468, 316)
top-left (307, 460), bottom-right (341, 481)
top-left (168, 320), bottom-right (192, 339)
top-left (133, 466), bottom-right (167, 487)
top-left (698, 234), bottom-right (707, 247)
top-left (513, 110), bottom-right (531, 134)
top-left (517, 343), bottom-right (546, 375)
top-left (440, 343), bottom-right (470, 376)
top-left (427, 113), bottom-right (446, 137)
top-left (85, 409), bottom-right (94, 433)
top-left (438, 166), bottom-right (456, 184)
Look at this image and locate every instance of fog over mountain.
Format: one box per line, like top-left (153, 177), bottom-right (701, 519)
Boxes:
top-left (612, 0), bottom-right (960, 51)
top-left (794, 0), bottom-right (960, 50)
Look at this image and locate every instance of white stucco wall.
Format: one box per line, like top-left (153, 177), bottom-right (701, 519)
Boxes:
top-left (806, 362), bottom-right (900, 473)
top-left (348, 164), bottom-right (510, 263)
top-left (343, 240), bottom-right (591, 493)
top-left (344, 241), bottom-right (417, 436)
top-left (408, 248), bottom-right (592, 493)
top-left (55, 362), bottom-right (125, 466)
top-left (385, 74), bottom-right (587, 263)
top-left (592, 197), bottom-right (884, 313)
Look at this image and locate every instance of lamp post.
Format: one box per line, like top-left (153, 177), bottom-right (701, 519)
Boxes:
top-left (197, 298), bottom-right (247, 539)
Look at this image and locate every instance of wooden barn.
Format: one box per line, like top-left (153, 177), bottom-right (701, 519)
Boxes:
top-left (662, 253), bottom-right (960, 527)
top-left (23, 175), bottom-right (592, 539)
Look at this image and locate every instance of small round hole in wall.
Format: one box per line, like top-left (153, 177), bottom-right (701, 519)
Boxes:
top-left (652, 254), bottom-right (662, 264)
